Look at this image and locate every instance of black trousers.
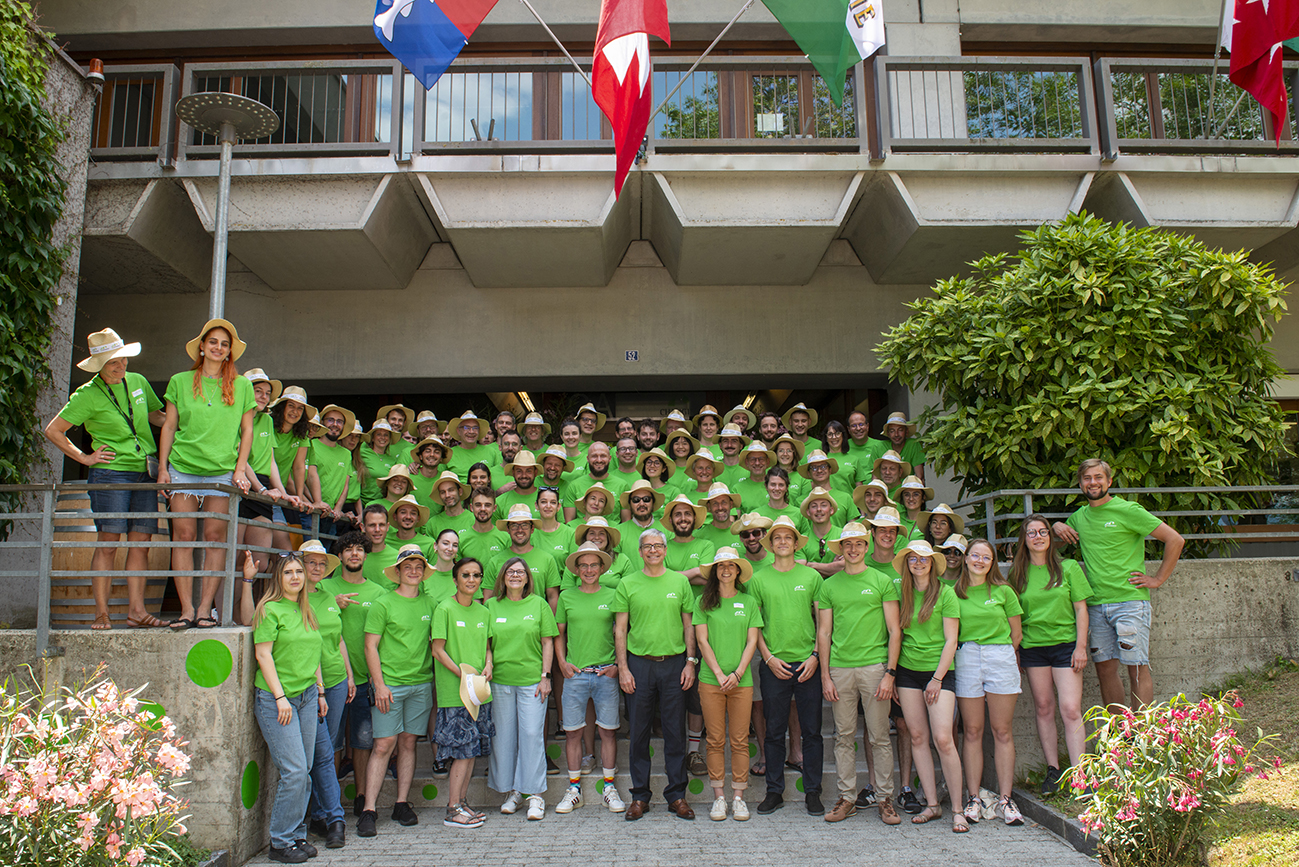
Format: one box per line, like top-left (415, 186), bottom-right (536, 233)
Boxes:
top-left (626, 653), bottom-right (689, 803)
top-left (760, 660), bottom-right (824, 796)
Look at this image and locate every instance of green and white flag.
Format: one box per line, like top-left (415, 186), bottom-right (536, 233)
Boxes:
top-left (761, 0), bottom-right (886, 106)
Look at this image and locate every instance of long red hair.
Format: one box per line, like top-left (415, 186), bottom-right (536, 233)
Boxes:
top-left (190, 327), bottom-right (239, 405)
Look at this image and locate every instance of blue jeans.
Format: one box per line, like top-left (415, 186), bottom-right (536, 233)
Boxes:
top-left (86, 467), bottom-right (159, 534)
top-left (760, 660), bottom-right (824, 796)
top-left (254, 686), bottom-right (318, 849)
top-left (307, 681), bottom-right (346, 824)
top-left (487, 682), bottom-right (547, 796)
top-left (626, 653), bottom-right (689, 803)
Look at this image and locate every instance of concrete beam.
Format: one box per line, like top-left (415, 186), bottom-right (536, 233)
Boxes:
top-left (80, 178), bottom-right (212, 294)
top-left (1123, 172), bottom-right (1299, 252)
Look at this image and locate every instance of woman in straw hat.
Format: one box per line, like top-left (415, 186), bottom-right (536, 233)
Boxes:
top-left (892, 540), bottom-right (966, 832)
top-left (358, 420), bottom-right (401, 504)
top-left (663, 429), bottom-right (699, 489)
top-left (637, 447), bottom-right (676, 499)
top-left (693, 405), bottom-right (723, 450)
top-left (267, 386), bottom-right (315, 540)
top-left (235, 370), bottom-right (292, 591)
top-left (158, 318), bottom-right (257, 630)
top-left (695, 547), bottom-right (762, 821)
top-left (818, 420), bottom-right (858, 496)
top-left (44, 328), bottom-right (167, 629)
top-left (921, 504), bottom-right (964, 552)
top-left (431, 557), bottom-right (495, 829)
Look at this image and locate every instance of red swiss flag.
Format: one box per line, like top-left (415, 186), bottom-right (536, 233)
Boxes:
top-left (593, 0), bottom-right (671, 197)
top-left (1229, 0), bottom-right (1299, 142)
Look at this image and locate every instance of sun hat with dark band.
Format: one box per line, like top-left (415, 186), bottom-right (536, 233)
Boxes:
top-left (892, 539), bottom-right (947, 576)
top-left (565, 540), bottom-right (613, 575)
top-left (185, 318), bottom-right (246, 362)
top-left (700, 546), bottom-right (753, 583)
top-left (298, 539), bottom-right (341, 576)
top-left (384, 543), bottom-right (435, 582)
top-left (77, 328), bottom-right (142, 373)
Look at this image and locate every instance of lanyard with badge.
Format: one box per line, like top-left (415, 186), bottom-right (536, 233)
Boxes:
top-left (97, 375), bottom-right (159, 479)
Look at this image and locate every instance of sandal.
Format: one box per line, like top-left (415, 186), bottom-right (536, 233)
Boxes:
top-left (785, 759), bottom-right (803, 772)
top-left (952, 813), bottom-right (970, 833)
top-left (750, 761), bottom-right (766, 776)
top-left (194, 617), bottom-right (218, 629)
top-left (912, 804), bottom-right (943, 824)
top-left (91, 613), bottom-right (112, 630)
top-left (127, 613), bottom-right (166, 629)
top-left (168, 617), bottom-right (195, 631)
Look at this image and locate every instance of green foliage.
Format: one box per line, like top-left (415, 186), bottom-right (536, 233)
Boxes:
top-left (0, 2), bottom-right (66, 518)
top-left (657, 70), bottom-right (854, 140)
top-left (964, 69), bottom-right (1084, 139)
top-left (877, 213), bottom-right (1289, 549)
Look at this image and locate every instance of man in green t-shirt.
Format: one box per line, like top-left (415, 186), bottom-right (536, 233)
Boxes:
top-left (359, 545), bottom-right (436, 837)
top-left (610, 436), bottom-right (643, 491)
top-left (309, 404), bottom-right (357, 537)
top-left (799, 452), bottom-right (853, 527)
top-left (800, 487), bottom-right (845, 577)
top-left (816, 521), bottom-right (902, 825)
top-left (576, 402), bottom-right (607, 449)
top-left (445, 411), bottom-right (499, 480)
top-left (734, 441), bottom-right (774, 514)
top-left (846, 411), bottom-right (886, 468)
top-left (617, 481), bottom-right (662, 571)
top-left (497, 449), bottom-right (543, 515)
top-left (387, 496), bottom-right (434, 560)
top-left (881, 413), bottom-right (927, 483)
top-left (861, 450), bottom-right (909, 499)
top-left (486, 504), bottom-right (559, 603)
top-left (695, 483), bottom-right (742, 551)
top-left (749, 516), bottom-right (824, 816)
top-left (563, 443), bottom-right (627, 522)
top-left (538, 446), bottom-right (575, 497)
top-left (612, 528), bottom-right (698, 822)
top-left (659, 494), bottom-right (714, 775)
top-left (487, 430), bottom-right (523, 492)
top-left (715, 426), bottom-right (750, 489)
top-left (1054, 458), bottom-right (1184, 711)
top-left (407, 436), bottom-right (451, 513)
top-left (635, 418), bottom-right (660, 454)
top-left (781, 402), bottom-right (817, 450)
top-left (731, 512), bottom-right (775, 572)
top-left (424, 471), bottom-right (473, 538)
top-left (457, 488), bottom-right (510, 580)
top-left (518, 411), bottom-right (550, 455)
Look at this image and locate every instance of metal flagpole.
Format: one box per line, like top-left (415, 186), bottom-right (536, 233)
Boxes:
top-left (1206, 0), bottom-right (1230, 138)
top-left (517, 0), bottom-right (592, 88)
top-left (652, 0), bottom-right (756, 119)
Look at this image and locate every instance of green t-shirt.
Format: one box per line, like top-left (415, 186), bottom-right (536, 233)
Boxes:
top-left (800, 529), bottom-right (839, 565)
top-left (717, 462), bottom-right (748, 490)
top-left (485, 545), bottom-right (560, 600)
top-left (59, 372), bottom-right (162, 472)
top-left (611, 569), bottom-right (695, 657)
top-left (1018, 560), bottom-right (1092, 648)
top-left (359, 444), bottom-right (400, 503)
top-left (740, 550), bottom-right (775, 572)
top-left (363, 543), bottom-right (401, 592)
top-left (898, 439), bottom-right (927, 470)
top-left (319, 575), bottom-right (389, 684)
top-left (421, 570), bottom-right (459, 609)
top-left (664, 537), bottom-right (716, 587)
top-left (695, 522), bottom-right (739, 553)
top-left (825, 458), bottom-right (857, 496)
top-left (408, 469), bottom-right (447, 515)
top-left (486, 594), bottom-right (559, 686)
top-left (954, 582), bottom-right (1022, 646)
top-left (310, 439), bottom-right (352, 506)
top-left (248, 412), bottom-right (276, 475)
top-left (695, 592), bottom-right (764, 686)
top-left (733, 478), bottom-right (769, 512)
top-left (899, 583), bottom-right (960, 672)
top-left (555, 586), bottom-right (618, 669)
top-left (253, 599), bottom-right (323, 697)
top-left (363, 590), bottom-right (435, 686)
top-left (457, 527), bottom-right (510, 573)
top-left (446, 443), bottom-right (499, 481)
top-left (848, 440), bottom-right (888, 485)
top-left (534, 524), bottom-right (575, 574)
top-left (163, 372), bottom-right (257, 476)
top-left (615, 520), bottom-right (658, 570)
top-left (747, 564), bottom-right (820, 661)
top-left (425, 507), bottom-right (475, 540)
top-left (497, 487), bottom-right (541, 517)
top-left (815, 567), bottom-right (900, 667)
top-left (430, 597), bottom-right (491, 708)
top-left (272, 428), bottom-right (308, 492)
top-left (754, 503), bottom-right (811, 537)
top-left (308, 587), bottom-right (347, 688)
top-left (1065, 497), bottom-right (1163, 604)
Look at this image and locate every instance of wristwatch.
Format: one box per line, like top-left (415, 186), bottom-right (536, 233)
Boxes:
top-left (810, 651), bottom-right (820, 659)
top-left (884, 667), bottom-right (897, 677)
top-left (686, 656), bottom-right (699, 665)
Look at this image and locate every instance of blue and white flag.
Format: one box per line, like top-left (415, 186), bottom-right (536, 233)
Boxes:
top-left (373, 0), bottom-right (500, 90)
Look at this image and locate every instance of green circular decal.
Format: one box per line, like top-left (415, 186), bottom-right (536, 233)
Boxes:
top-left (186, 639), bottom-right (233, 688)
top-left (649, 745), bottom-right (655, 757)
top-left (422, 784), bottom-right (438, 801)
top-left (343, 783), bottom-right (356, 800)
top-left (854, 742), bottom-right (859, 752)
top-left (748, 743), bottom-right (757, 757)
top-left (138, 701), bottom-right (166, 731)
top-left (596, 779), bottom-right (606, 793)
top-left (795, 777), bottom-right (805, 793)
top-left (241, 761), bottom-right (260, 809)
top-left (688, 779), bottom-right (703, 794)
top-left (546, 744), bottom-right (560, 760)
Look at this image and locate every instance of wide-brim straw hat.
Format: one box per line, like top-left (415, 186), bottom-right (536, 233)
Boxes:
top-left (781, 402), bottom-right (819, 430)
top-left (495, 503), bottom-right (543, 531)
top-left (378, 464), bottom-right (413, 488)
top-left (826, 521), bottom-right (870, 556)
top-left (852, 479), bottom-right (897, 513)
top-left (387, 494), bottom-right (431, 527)
top-left (414, 410), bottom-right (448, 435)
top-left (866, 506), bottom-right (904, 530)
top-left (576, 403), bottom-right (608, 432)
top-left (519, 411), bottom-right (552, 436)
top-left (884, 412), bottom-right (918, 436)
top-left (267, 386), bottom-right (317, 421)
top-left (896, 474), bottom-right (935, 501)
top-left (450, 411), bottom-right (484, 435)
top-left (938, 534), bottom-right (969, 554)
top-left (573, 515), bottom-right (622, 549)
top-left (892, 539), bottom-right (947, 576)
top-left (637, 447), bottom-right (677, 479)
top-left (307, 413), bottom-right (326, 438)
top-left (376, 404), bottom-right (416, 435)
top-left (538, 445), bottom-right (576, 474)
top-left (659, 409), bottom-right (694, 434)
top-left (565, 540), bottom-right (613, 575)
top-left (799, 486), bottom-right (839, 519)
top-left (414, 435), bottom-right (451, 464)
top-left (700, 483), bottom-right (741, 510)
top-left (242, 369), bottom-right (283, 403)
top-left (724, 405), bottom-right (757, 431)
top-left (663, 428), bottom-right (701, 456)
top-left (738, 440), bottom-right (777, 468)
top-left (919, 503), bottom-right (965, 534)
top-left (298, 539), bottom-right (340, 576)
top-left (185, 318), bottom-right (246, 362)
top-left (573, 482), bottom-right (617, 517)
top-left (685, 449), bottom-right (725, 480)
top-left (77, 328), bottom-right (142, 372)
top-left (770, 435), bottom-right (807, 465)
top-left (693, 405), bottom-right (723, 427)
top-left (384, 543), bottom-right (435, 583)
top-left (760, 515), bottom-right (809, 551)
top-left (459, 664), bottom-right (492, 720)
top-left (503, 450), bottom-right (540, 473)
top-left (700, 546), bottom-right (753, 583)
top-left (620, 479), bottom-right (666, 511)
top-left (797, 449), bottom-right (840, 479)
top-left (730, 512), bottom-right (773, 537)
top-left (873, 450), bottom-right (913, 476)
top-left (660, 495), bottom-right (706, 532)
top-left (362, 420), bottom-right (394, 444)
top-left (318, 404), bottom-right (358, 438)
top-left (717, 425), bottom-right (752, 446)
top-left (433, 470), bottom-right (471, 502)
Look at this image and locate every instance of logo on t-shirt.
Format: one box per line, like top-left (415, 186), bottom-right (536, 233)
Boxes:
top-left (666, 592), bottom-right (678, 599)
top-left (793, 585), bottom-right (806, 592)
top-left (1104, 521), bottom-right (1116, 528)
top-left (734, 610), bottom-right (746, 616)
top-left (421, 614), bottom-right (431, 621)
top-left (598, 604), bottom-right (609, 611)
top-left (861, 588), bottom-right (874, 595)
top-left (523, 614), bottom-right (535, 621)
top-left (984, 598), bottom-right (1000, 606)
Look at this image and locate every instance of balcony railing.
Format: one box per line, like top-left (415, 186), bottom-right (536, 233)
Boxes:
top-left (85, 54), bottom-right (1299, 163)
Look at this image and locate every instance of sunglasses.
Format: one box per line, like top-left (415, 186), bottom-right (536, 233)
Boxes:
top-left (739, 530), bottom-right (764, 539)
top-left (629, 496), bottom-right (654, 504)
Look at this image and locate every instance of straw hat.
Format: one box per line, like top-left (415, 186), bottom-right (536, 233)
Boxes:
top-left (738, 440), bottom-right (777, 468)
top-left (873, 450), bottom-right (913, 476)
top-left (663, 428), bottom-right (701, 456)
top-left (414, 410), bottom-right (447, 435)
top-left (503, 450), bottom-right (541, 474)
top-left (781, 402), bottom-right (819, 430)
top-left (77, 328), bottom-right (141, 372)
top-left (573, 515), bottom-right (623, 549)
top-left (700, 546), bottom-right (753, 583)
top-left (519, 411), bottom-right (552, 437)
top-left (378, 463), bottom-right (413, 491)
top-left (700, 482), bottom-right (741, 510)
top-left (852, 479), bottom-right (897, 513)
top-left (760, 515), bottom-right (809, 551)
top-left (267, 386), bottom-right (317, 421)
top-left (937, 534), bottom-right (969, 554)
top-left (659, 409), bottom-right (694, 434)
top-left (919, 503), bottom-right (966, 534)
top-left (495, 503), bottom-right (543, 531)
top-left (896, 475), bottom-right (935, 501)
top-left (826, 521), bottom-right (870, 556)
top-left (575, 403), bottom-right (608, 432)
top-left (770, 434), bottom-right (807, 465)
top-left (717, 425), bottom-right (752, 446)
top-left (450, 411), bottom-right (484, 434)
top-left (573, 482), bottom-right (617, 517)
top-left (799, 486), bottom-right (839, 519)
top-left (539, 444), bottom-right (576, 474)
top-left (892, 539), bottom-right (947, 576)
top-left (797, 449), bottom-right (840, 479)
top-left (620, 479), bottom-right (666, 512)
top-left (730, 512), bottom-right (773, 537)
top-left (318, 404), bottom-right (358, 438)
top-left (185, 318), bottom-right (246, 362)
top-left (692, 405), bottom-right (723, 428)
top-left (724, 404), bottom-right (757, 431)
top-left (387, 494), bottom-right (431, 527)
top-left (459, 664), bottom-right (492, 720)
top-left (865, 506), bottom-right (904, 530)
top-left (413, 435), bottom-right (451, 465)
top-left (637, 447), bottom-right (676, 479)
top-left (362, 419), bottom-right (394, 444)
top-left (306, 412), bottom-right (326, 438)
top-left (883, 412), bottom-right (918, 436)
top-left (432, 470), bottom-right (471, 503)
top-left (660, 494), bottom-right (705, 532)
top-left (685, 449), bottom-right (724, 480)
top-left (298, 538), bottom-right (340, 576)
top-left (383, 543), bottom-right (435, 583)
top-left (376, 404), bottom-right (416, 435)
top-left (565, 540), bottom-right (613, 576)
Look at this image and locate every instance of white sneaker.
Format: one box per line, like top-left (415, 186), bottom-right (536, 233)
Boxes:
top-left (732, 797), bottom-right (750, 821)
top-left (556, 786), bottom-right (582, 814)
top-left (526, 794), bottom-right (545, 821)
top-left (709, 796), bottom-right (728, 821)
top-left (602, 784), bottom-right (626, 813)
top-left (500, 790), bottom-right (522, 814)
top-left (964, 795), bottom-right (984, 824)
top-left (998, 796), bottom-right (1024, 826)
top-left (579, 754), bottom-right (597, 775)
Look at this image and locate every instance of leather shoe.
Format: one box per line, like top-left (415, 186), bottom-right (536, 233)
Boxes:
top-left (325, 821), bottom-right (346, 848)
top-left (756, 793), bottom-right (784, 814)
top-left (307, 818), bottom-right (328, 838)
top-left (625, 799), bottom-right (650, 821)
top-left (668, 799), bottom-right (696, 820)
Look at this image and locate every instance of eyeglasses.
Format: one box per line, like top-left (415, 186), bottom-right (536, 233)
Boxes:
top-left (639, 543), bottom-right (666, 552)
top-left (503, 568), bottom-right (529, 577)
top-left (1025, 528), bottom-right (1051, 538)
top-left (967, 552), bottom-right (993, 563)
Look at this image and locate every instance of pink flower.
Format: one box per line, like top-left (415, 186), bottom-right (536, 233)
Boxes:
top-left (125, 847), bottom-right (146, 866)
top-left (1274, 756), bottom-right (1283, 769)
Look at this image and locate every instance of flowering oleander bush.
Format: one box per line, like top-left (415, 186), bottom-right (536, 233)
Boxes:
top-left (0, 666), bottom-right (194, 866)
top-left (1072, 691), bottom-right (1276, 867)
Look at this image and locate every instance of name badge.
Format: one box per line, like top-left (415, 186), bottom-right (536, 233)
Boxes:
top-left (733, 602), bottom-right (745, 608)
top-left (456, 621), bottom-right (465, 627)
top-left (496, 617), bottom-right (508, 623)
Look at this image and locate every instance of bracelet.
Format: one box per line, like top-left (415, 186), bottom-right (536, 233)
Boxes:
top-left (930, 677), bottom-right (941, 683)
top-left (274, 694), bottom-right (285, 700)
top-left (241, 578), bottom-right (255, 584)
top-left (764, 656), bottom-right (774, 664)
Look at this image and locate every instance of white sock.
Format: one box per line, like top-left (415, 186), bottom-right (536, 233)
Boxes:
top-left (688, 729), bottom-right (702, 752)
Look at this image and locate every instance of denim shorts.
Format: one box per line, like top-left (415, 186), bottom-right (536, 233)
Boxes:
top-left (1089, 600), bottom-right (1152, 666)
top-left (1020, 640), bottom-right (1077, 669)
top-left (167, 464), bottom-right (234, 501)
top-left (346, 681), bottom-right (373, 750)
top-left (435, 705), bottom-right (496, 760)
top-left (560, 668), bottom-right (621, 731)
top-left (86, 467), bottom-right (158, 535)
top-left (372, 682), bottom-right (433, 739)
top-left (954, 643), bottom-right (1022, 698)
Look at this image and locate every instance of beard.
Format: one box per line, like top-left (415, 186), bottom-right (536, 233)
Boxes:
top-left (1083, 488), bottom-right (1108, 501)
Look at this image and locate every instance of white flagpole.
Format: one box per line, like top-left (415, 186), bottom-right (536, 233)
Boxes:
top-left (651, 0), bottom-right (756, 119)
top-left (516, 0), bottom-right (592, 88)
top-left (1206, 0), bottom-right (1230, 138)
